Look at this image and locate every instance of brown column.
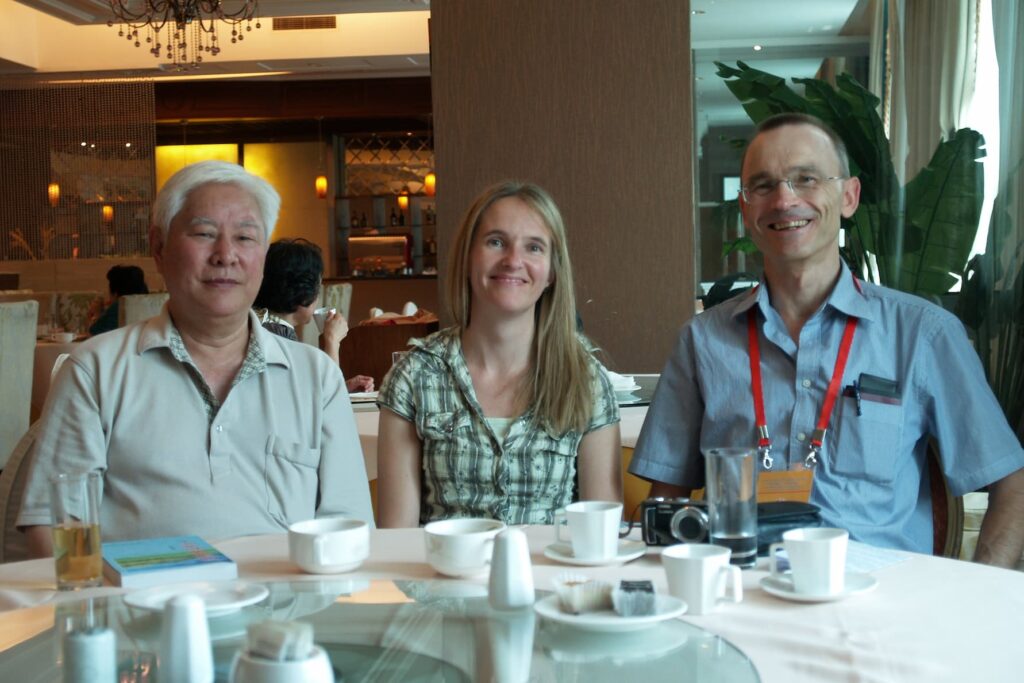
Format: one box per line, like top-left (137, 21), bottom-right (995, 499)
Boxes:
top-left (431, 0), bottom-right (695, 371)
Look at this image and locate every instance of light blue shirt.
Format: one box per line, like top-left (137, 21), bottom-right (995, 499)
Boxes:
top-left (630, 262), bottom-right (1024, 553)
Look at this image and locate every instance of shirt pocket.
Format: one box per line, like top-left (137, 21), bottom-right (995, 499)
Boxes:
top-left (829, 395), bottom-right (903, 484)
top-left (264, 435), bottom-right (319, 524)
top-left (419, 410), bottom-right (473, 442)
top-left (518, 433), bottom-right (578, 510)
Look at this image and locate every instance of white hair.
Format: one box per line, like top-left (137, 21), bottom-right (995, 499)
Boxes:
top-left (151, 161), bottom-right (280, 240)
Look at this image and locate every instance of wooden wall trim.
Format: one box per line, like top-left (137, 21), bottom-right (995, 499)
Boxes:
top-left (155, 77), bottom-right (432, 122)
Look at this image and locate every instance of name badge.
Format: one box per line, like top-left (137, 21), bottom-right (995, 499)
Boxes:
top-left (757, 468), bottom-right (814, 502)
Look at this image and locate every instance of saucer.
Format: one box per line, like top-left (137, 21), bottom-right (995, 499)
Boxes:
top-left (543, 540), bottom-right (647, 566)
top-left (760, 572), bottom-right (878, 603)
top-left (124, 581), bottom-right (270, 617)
top-left (534, 594), bottom-right (686, 632)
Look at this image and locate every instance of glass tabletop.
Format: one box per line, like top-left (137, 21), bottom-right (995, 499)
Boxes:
top-left (0, 579), bottom-right (759, 682)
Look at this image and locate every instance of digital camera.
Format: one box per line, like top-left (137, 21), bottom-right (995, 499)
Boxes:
top-left (640, 497), bottom-right (709, 546)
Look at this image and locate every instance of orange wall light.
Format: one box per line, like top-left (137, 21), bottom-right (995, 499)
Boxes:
top-left (315, 174), bottom-right (328, 199)
top-left (101, 205), bottom-right (114, 223)
top-left (424, 172), bottom-right (436, 197)
top-left (47, 182), bottom-right (60, 207)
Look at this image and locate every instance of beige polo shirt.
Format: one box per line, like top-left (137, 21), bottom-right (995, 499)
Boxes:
top-left (19, 306), bottom-right (373, 541)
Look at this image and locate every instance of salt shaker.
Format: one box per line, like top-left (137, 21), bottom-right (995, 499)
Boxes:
top-left (160, 594), bottom-right (213, 683)
top-left (489, 528), bottom-right (535, 610)
top-left (63, 627), bottom-right (116, 683)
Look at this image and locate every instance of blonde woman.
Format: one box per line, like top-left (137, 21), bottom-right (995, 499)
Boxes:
top-left (377, 181), bottom-right (622, 527)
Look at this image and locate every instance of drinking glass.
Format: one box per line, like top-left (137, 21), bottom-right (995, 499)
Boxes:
top-left (704, 447), bottom-right (758, 568)
top-left (50, 471), bottom-right (103, 590)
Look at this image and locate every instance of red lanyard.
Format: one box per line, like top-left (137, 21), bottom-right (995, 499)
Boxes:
top-left (747, 309), bottom-right (858, 470)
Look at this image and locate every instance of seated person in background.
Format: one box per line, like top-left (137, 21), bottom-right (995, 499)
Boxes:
top-left (377, 181), bottom-right (622, 527)
top-left (19, 160), bottom-right (373, 554)
top-left (629, 113), bottom-right (1024, 567)
top-left (253, 238), bottom-right (374, 393)
top-left (87, 264), bottom-right (149, 336)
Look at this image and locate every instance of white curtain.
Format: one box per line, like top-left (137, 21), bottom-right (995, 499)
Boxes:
top-left (991, 0), bottom-right (1023, 244)
top-left (886, 0), bottom-right (980, 181)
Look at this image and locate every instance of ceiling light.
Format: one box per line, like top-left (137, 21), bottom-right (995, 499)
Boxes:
top-left (106, 1), bottom-right (262, 72)
top-left (753, 45), bottom-right (763, 51)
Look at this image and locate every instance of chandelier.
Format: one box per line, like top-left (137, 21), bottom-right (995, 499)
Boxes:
top-left (107, 1), bottom-right (261, 71)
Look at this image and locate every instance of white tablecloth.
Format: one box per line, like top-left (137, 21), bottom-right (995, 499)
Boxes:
top-left (0, 527), bottom-right (1020, 682)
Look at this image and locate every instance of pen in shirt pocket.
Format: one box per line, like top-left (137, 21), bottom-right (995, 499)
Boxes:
top-left (843, 373), bottom-right (902, 415)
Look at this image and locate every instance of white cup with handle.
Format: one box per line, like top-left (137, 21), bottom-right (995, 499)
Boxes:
top-left (424, 518), bottom-right (506, 577)
top-left (769, 527), bottom-right (849, 596)
top-left (661, 543), bottom-right (742, 615)
top-left (288, 518), bottom-right (370, 574)
top-left (553, 501), bottom-right (622, 562)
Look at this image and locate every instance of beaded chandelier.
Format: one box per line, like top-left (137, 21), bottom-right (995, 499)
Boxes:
top-left (107, 1), bottom-right (261, 71)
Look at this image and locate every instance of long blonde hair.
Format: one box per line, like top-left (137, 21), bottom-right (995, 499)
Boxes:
top-left (446, 181), bottom-right (594, 435)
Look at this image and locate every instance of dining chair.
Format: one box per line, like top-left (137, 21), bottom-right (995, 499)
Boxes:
top-left (118, 292), bottom-right (170, 326)
top-left (0, 301), bottom-right (37, 471)
top-left (0, 421), bottom-right (40, 563)
top-left (928, 440), bottom-right (964, 558)
top-left (321, 282), bottom-right (353, 323)
top-left (620, 447), bottom-right (652, 523)
top-left (0, 291), bottom-right (56, 326)
top-left (339, 321), bottom-right (440, 387)
top-left (55, 291), bottom-right (103, 333)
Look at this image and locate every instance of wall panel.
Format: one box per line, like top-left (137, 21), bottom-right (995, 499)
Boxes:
top-left (431, 0), bottom-right (695, 370)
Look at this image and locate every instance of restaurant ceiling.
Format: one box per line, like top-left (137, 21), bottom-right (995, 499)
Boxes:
top-left (12, 0), bottom-right (429, 25)
top-left (5, 0), bottom-right (869, 143)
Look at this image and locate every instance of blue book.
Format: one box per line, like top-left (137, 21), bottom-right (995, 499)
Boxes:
top-left (102, 535), bottom-right (237, 588)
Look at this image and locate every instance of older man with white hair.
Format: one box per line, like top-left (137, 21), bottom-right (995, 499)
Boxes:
top-left (20, 161), bottom-right (373, 553)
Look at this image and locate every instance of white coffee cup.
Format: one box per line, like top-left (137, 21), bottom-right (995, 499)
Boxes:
top-left (769, 527), bottom-right (849, 596)
top-left (311, 307), bottom-right (335, 334)
top-left (288, 518), bottom-right (370, 574)
top-left (661, 543), bottom-right (743, 615)
top-left (424, 518), bottom-right (506, 577)
top-left (553, 501), bottom-right (622, 561)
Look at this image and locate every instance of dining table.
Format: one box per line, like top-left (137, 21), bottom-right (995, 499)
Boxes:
top-left (0, 525), bottom-right (1021, 682)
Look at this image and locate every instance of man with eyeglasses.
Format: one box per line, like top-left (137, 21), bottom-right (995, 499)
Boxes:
top-left (630, 113), bottom-right (1024, 567)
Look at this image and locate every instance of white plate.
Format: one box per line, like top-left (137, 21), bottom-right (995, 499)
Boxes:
top-left (760, 571), bottom-right (878, 603)
top-left (534, 594), bottom-right (686, 632)
top-left (348, 391), bottom-right (379, 403)
top-left (543, 540), bottom-right (647, 566)
top-left (124, 581), bottom-right (270, 617)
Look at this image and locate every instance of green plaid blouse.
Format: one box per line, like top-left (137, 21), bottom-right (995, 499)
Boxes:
top-left (378, 327), bottom-right (620, 525)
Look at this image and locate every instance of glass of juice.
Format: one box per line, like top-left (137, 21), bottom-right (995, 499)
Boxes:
top-left (50, 471), bottom-right (103, 590)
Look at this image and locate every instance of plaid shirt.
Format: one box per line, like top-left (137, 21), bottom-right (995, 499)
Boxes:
top-left (167, 320), bottom-right (266, 423)
top-left (378, 327), bottom-right (620, 525)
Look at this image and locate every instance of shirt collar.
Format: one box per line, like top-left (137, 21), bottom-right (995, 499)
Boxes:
top-left (137, 303), bottom-right (286, 369)
top-left (260, 309), bottom-right (295, 331)
top-left (729, 260), bottom-right (874, 323)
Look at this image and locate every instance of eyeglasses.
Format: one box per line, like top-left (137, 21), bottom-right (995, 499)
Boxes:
top-left (740, 174), bottom-right (847, 202)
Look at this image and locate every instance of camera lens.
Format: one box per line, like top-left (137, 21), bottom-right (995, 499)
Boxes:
top-left (669, 505), bottom-right (709, 543)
